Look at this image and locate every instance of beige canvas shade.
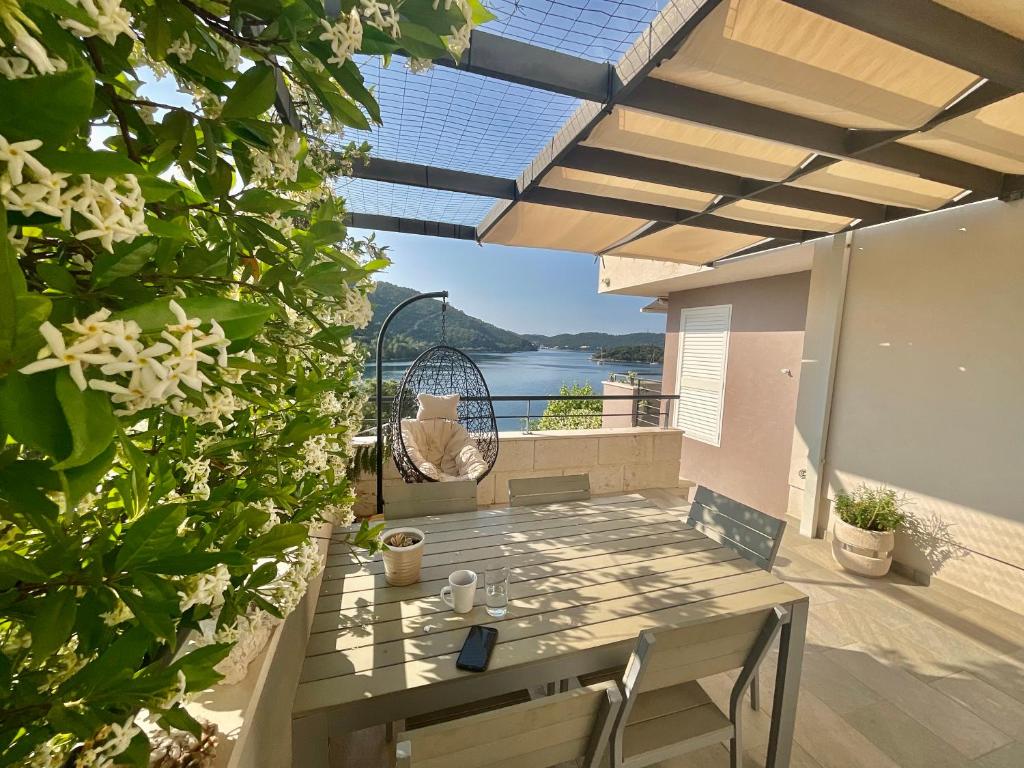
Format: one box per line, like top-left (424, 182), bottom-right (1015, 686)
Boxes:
top-left (480, 202), bottom-right (646, 253)
top-left (789, 159), bottom-right (963, 211)
top-left (539, 167), bottom-right (715, 211)
top-left (899, 93), bottom-right (1024, 174)
top-left (581, 106), bottom-right (811, 181)
top-left (653, 0), bottom-right (979, 131)
top-left (714, 198), bottom-right (853, 233)
top-left (607, 223), bottom-right (764, 265)
top-left (935, 0), bottom-right (1024, 40)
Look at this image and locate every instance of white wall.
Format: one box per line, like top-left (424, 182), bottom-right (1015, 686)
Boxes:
top-left (822, 198), bottom-right (1024, 611)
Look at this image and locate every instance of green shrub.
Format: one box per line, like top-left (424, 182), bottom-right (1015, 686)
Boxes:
top-left (834, 485), bottom-right (908, 532)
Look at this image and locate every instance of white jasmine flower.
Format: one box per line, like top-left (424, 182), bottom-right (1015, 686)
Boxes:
top-left (166, 32), bottom-right (197, 64)
top-left (100, 599), bottom-right (134, 626)
top-left (167, 299), bottom-right (201, 333)
top-left (0, 56), bottom-right (30, 79)
top-left (360, 0), bottom-right (401, 38)
top-left (13, 30), bottom-right (57, 74)
top-left (178, 564), bottom-right (232, 611)
top-left (19, 321), bottom-right (116, 390)
top-left (0, 135), bottom-right (45, 186)
top-left (406, 57), bottom-right (434, 74)
top-left (319, 10), bottom-right (363, 65)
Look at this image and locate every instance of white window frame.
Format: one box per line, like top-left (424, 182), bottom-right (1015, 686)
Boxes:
top-left (673, 304), bottom-right (732, 447)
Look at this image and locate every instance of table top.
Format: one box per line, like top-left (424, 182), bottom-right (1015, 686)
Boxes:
top-left (291, 493), bottom-right (806, 724)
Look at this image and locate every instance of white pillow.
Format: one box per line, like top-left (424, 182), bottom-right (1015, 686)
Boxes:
top-left (417, 393), bottom-right (459, 421)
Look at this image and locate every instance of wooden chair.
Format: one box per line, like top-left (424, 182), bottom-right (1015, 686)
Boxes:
top-left (686, 486), bottom-right (787, 710)
top-left (508, 473), bottom-right (590, 507)
top-left (386, 478), bottom-right (478, 519)
top-left (609, 606), bottom-right (788, 768)
top-left (396, 681), bottom-right (622, 768)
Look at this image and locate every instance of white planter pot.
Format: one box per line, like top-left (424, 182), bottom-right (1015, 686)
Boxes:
top-left (381, 527), bottom-right (425, 586)
top-left (831, 517), bottom-right (895, 577)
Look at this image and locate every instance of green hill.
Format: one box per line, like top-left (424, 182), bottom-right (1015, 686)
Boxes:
top-left (358, 282), bottom-right (537, 358)
top-left (592, 345), bottom-right (664, 364)
top-left (524, 331), bottom-right (664, 350)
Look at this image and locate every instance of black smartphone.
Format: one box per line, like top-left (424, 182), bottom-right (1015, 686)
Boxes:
top-left (456, 625), bottom-right (498, 672)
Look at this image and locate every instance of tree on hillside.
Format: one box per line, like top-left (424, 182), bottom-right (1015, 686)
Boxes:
top-left (532, 383), bottom-right (602, 430)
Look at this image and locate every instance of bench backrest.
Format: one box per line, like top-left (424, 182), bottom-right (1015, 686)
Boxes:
top-left (386, 479), bottom-right (478, 519)
top-left (508, 473), bottom-right (591, 507)
top-left (396, 681), bottom-right (621, 768)
top-left (688, 486), bottom-right (786, 571)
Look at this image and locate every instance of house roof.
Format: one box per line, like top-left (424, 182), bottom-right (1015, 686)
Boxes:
top-left (344, 0), bottom-right (1024, 267)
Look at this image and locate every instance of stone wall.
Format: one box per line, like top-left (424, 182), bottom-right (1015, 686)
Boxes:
top-left (354, 427), bottom-right (683, 516)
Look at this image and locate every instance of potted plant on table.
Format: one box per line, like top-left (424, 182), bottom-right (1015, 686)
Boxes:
top-left (380, 527), bottom-right (427, 586)
top-left (831, 485), bottom-right (908, 577)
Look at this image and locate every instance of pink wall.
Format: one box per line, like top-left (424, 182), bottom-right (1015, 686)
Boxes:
top-left (663, 272), bottom-right (810, 518)
top-left (601, 380), bottom-right (636, 428)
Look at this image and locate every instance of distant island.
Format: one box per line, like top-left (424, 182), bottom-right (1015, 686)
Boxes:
top-left (592, 344), bottom-right (664, 364)
top-left (359, 282), bottom-right (666, 359)
top-left (523, 331), bottom-right (663, 350)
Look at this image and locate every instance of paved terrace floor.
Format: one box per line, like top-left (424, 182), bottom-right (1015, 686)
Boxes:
top-left (328, 488), bottom-right (1024, 768)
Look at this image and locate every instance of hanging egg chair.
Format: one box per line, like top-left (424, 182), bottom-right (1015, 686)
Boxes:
top-left (389, 345), bottom-right (499, 483)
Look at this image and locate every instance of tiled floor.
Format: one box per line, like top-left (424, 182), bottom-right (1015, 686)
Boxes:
top-left (329, 488), bottom-right (1024, 768)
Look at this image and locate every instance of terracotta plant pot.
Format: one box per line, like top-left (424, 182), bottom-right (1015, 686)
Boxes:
top-left (381, 527), bottom-right (425, 586)
top-left (831, 517), bottom-right (895, 577)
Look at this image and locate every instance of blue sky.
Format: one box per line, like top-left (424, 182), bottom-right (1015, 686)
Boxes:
top-left (351, 230), bottom-right (664, 335)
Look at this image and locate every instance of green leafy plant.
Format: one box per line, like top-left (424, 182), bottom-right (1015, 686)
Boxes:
top-left (834, 485), bottom-right (909, 532)
top-left (0, 0), bottom-right (492, 765)
top-left (531, 382), bottom-right (603, 431)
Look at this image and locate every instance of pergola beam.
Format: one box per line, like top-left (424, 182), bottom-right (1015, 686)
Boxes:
top-left (349, 157), bottom-right (516, 199)
top-left (434, 31), bottom-right (613, 102)
top-left (522, 187), bottom-right (822, 242)
top-left (560, 146), bottom-right (896, 222)
top-left (781, 0), bottom-right (1024, 93)
top-left (344, 213), bottom-right (477, 240)
top-left (619, 80), bottom-right (1005, 194)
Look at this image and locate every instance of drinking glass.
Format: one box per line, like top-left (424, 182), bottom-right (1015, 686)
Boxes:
top-left (484, 562), bottom-right (510, 618)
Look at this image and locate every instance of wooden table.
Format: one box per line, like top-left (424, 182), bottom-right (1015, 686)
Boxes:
top-left (292, 493), bottom-right (808, 767)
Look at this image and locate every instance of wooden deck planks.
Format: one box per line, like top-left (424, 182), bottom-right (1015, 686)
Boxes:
top-left (294, 496), bottom-right (806, 722)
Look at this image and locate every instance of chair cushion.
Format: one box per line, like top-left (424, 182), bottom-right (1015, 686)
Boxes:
top-left (401, 418), bottom-right (488, 481)
top-left (416, 392), bottom-right (460, 421)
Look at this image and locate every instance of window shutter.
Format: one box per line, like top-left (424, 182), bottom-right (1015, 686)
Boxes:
top-left (675, 305), bottom-right (731, 446)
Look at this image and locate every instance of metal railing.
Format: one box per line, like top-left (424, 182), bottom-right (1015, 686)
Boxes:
top-left (362, 392), bottom-right (678, 434)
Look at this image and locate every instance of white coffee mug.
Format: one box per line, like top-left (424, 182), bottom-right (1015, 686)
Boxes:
top-left (440, 569), bottom-right (477, 614)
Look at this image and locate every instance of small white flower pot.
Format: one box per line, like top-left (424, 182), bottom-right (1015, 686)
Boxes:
top-left (381, 527), bottom-right (425, 586)
top-left (831, 517), bottom-right (895, 578)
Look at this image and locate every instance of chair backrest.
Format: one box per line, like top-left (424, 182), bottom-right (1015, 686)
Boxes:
top-left (396, 681), bottom-right (621, 768)
top-left (386, 479), bottom-right (478, 519)
top-left (612, 606), bottom-right (788, 766)
top-left (508, 473), bottom-right (591, 507)
top-left (688, 486), bottom-right (786, 570)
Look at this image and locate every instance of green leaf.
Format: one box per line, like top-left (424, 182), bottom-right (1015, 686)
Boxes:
top-left (115, 504), bottom-right (187, 571)
top-left (248, 522), bottom-right (308, 556)
top-left (62, 443), bottom-right (115, 511)
top-left (221, 63), bottom-right (277, 119)
top-left (116, 296), bottom-right (273, 341)
top-left (159, 706), bottom-right (203, 739)
top-left (141, 549), bottom-right (247, 574)
top-left (235, 188), bottom-right (297, 214)
top-left (116, 585), bottom-right (177, 641)
top-left (0, 551), bottom-right (47, 584)
top-left (53, 369), bottom-right (117, 470)
top-left (170, 643), bottom-right (232, 691)
top-left (37, 149), bottom-right (146, 179)
top-left (35, 262), bottom-right (78, 294)
top-left (0, 371), bottom-right (71, 459)
top-left (28, 589), bottom-right (76, 659)
top-left (92, 239), bottom-right (158, 286)
top-left (145, 215), bottom-right (193, 241)
top-left (0, 67), bottom-right (94, 144)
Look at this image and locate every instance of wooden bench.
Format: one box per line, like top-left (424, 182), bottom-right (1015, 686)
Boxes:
top-left (508, 474), bottom-right (590, 507)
